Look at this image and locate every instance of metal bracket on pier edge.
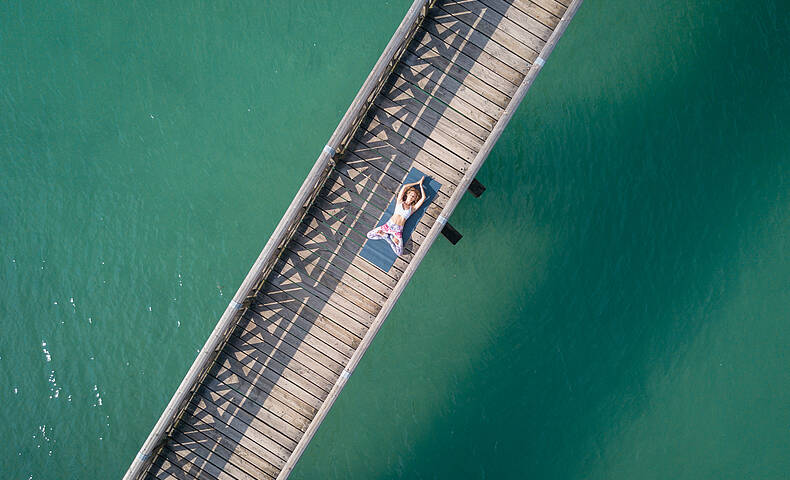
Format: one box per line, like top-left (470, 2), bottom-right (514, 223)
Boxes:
top-left (468, 178), bottom-right (486, 198)
top-left (323, 145), bottom-right (335, 157)
top-left (229, 299), bottom-right (243, 310)
top-left (535, 57), bottom-right (546, 67)
top-left (441, 223), bottom-right (463, 245)
top-left (340, 369), bottom-right (352, 381)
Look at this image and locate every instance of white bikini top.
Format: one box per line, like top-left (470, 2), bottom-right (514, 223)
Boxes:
top-left (394, 201), bottom-right (414, 220)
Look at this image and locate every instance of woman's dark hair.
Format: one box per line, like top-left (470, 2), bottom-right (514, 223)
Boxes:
top-left (403, 186), bottom-right (420, 205)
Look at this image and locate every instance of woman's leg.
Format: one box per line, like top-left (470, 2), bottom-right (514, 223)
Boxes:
top-left (366, 223), bottom-right (388, 240)
top-left (386, 233), bottom-right (404, 256)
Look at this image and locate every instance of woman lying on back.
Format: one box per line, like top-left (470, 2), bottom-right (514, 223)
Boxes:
top-left (365, 175), bottom-right (427, 256)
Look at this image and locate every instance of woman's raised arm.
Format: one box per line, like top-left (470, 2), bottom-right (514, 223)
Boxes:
top-left (414, 181), bottom-right (427, 210)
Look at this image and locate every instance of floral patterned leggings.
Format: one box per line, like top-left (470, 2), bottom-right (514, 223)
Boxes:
top-left (366, 218), bottom-right (404, 256)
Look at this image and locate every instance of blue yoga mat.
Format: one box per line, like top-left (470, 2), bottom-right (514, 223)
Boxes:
top-left (359, 167), bottom-right (442, 272)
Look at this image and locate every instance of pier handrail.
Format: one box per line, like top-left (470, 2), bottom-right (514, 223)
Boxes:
top-left (123, 1), bottom-right (436, 478)
top-left (275, 0), bottom-right (585, 477)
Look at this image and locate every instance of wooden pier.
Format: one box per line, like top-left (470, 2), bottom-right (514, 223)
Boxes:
top-left (125, 0), bottom-right (583, 478)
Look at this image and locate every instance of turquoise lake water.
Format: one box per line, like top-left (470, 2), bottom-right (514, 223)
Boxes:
top-left (1, 0), bottom-right (788, 478)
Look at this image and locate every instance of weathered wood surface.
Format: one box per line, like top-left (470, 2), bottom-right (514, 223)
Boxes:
top-left (130, 0), bottom-right (582, 479)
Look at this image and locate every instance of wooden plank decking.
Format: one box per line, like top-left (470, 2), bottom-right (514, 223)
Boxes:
top-left (125, 0), bottom-right (583, 478)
